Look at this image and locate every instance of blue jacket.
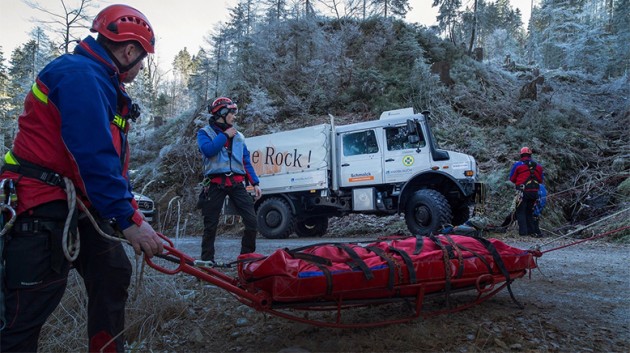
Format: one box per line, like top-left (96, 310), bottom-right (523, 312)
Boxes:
top-left (1, 36), bottom-right (140, 229)
top-left (197, 123), bottom-right (259, 185)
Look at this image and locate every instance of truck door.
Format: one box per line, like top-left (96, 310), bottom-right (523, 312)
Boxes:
top-left (338, 129), bottom-right (383, 187)
top-left (382, 124), bottom-right (430, 183)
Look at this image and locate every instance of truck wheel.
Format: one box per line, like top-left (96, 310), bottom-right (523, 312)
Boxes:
top-left (257, 198), bottom-right (295, 239)
top-left (295, 217), bottom-right (329, 237)
top-left (404, 189), bottom-right (452, 235)
top-left (451, 204), bottom-right (471, 226)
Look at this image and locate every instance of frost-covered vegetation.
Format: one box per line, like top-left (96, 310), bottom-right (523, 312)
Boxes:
top-left (1, 0), bottom-right (628, 238)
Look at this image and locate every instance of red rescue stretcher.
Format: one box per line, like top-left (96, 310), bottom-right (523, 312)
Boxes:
top-left (146, 233), bottom-right (538, 328)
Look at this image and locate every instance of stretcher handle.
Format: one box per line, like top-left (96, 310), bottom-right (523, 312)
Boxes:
top-left (475, 273), bottom-right (496, 293)
top-left (144, 233), bottom-right (196, 275)
top-left (142, 232), bottom-right (272, 309)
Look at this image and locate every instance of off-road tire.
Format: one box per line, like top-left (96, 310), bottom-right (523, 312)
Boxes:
top-left (451, 204), bottom-right (471, 226)
top-left (405, 189), bottom-right (452, 235)
top-left (295, 217), bottom-right (329, 237)
top-left (257, 198), bottom-right (295, 239)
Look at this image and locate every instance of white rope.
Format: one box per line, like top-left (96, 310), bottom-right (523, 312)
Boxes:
top-left (537, 206), bottom-right (630, 248)
top-left (61, 177), bottom-right (130, 262)
top-left (62, 177), bottom-right (80, 261)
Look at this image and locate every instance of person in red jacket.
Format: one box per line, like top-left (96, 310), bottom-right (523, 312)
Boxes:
top-left (0, 5), bottom-right (163, 352)
top-left (508, 147), bottom-right (545, 237)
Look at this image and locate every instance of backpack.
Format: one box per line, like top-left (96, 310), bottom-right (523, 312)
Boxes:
top-left (533, 184), bottom-right (547, 216)
top-left (523, 160), bottom-right (540, 192)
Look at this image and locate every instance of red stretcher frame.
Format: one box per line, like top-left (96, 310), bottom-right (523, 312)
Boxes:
top-left (145, 233), bottom-right (537, 328)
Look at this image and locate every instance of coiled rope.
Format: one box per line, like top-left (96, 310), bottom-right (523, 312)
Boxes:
top-left (62, 177), bottom-right (130, 261)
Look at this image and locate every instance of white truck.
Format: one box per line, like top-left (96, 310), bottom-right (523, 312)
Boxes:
top-left (234, 108), bottom-right (482, 238)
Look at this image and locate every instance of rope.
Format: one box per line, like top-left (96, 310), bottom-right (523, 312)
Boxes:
top-left (540, 225), bottom-right (630, 254)
top-left (475, 182), bottom-right (488, 216)
top-left (537, 206), bottom-right (630, 248)
top-left (61, 177), bottom-right (130, 262)
top-left (62, 177), bottom-right (80, 261)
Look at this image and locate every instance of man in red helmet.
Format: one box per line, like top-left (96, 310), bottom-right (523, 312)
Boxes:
top-left (197, 97), bottom-right (262, 266)
top-left (509, 147), bottom-right (545, 237)
top-left (0, 4), bottom-right (163, 352)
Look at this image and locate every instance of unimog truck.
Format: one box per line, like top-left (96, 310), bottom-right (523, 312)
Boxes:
top-left (229, 107), bottom-right (483, 238)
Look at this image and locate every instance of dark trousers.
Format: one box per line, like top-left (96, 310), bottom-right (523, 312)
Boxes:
top-left (199, 183), bottom-right (257, 261)
top-left (1, 201), bottom-right (132, 352)
top-left (516, 191), bottom-right (539, 236)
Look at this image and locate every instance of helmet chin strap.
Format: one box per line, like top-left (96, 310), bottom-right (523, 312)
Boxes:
top-left (103, 44), bottom-right (146, 81)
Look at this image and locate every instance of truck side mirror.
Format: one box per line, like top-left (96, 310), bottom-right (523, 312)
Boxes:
top-left (406, 119), bottom-right (417, 134)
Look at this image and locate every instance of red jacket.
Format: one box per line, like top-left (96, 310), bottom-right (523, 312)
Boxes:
top-left (509, 157), bottom-right (544, 189)
top-left (0, 36), bottom-right (141, 229)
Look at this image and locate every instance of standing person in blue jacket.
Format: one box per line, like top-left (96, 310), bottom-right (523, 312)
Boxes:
top-left (509, 147), bottom-right (545, 237)
top-left (197, 97), bottom-right (262, 265)
top-left (0, 5), bottom-right (163, 352)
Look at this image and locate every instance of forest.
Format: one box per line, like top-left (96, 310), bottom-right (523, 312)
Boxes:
top-left (0, 0), bottom-right (628, 236)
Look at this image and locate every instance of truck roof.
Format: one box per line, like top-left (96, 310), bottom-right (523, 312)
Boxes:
top-left (335, 110), bottom-right (426, 133)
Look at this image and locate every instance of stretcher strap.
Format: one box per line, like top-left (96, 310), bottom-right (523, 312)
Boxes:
top-left (472, 235), bottom-right (523, 308)
top-left (413, 234), bottom-right (424, 255)
top-left (472, 237), bottom-right (510, 280)
top-left (313, 263), bottom-right (333, 296)
top-left (288, 241), bottom-right (349, 253)
top-left (285, 249), bottom-right (334, 295)
top-left (335, 244), bottom-right (374, 280)
top-left (429, 235), bottom-right (453, 303)
top-left (443, 235), bottom-right (465, 278)
top-left (286, 250), bottom-right (332, 266)
top-left (365, 246), bottom-right (395, 290)
top-left (452, 243), bottom-right (493, 273)
top-left (387, 246), bottom-right (417, 284)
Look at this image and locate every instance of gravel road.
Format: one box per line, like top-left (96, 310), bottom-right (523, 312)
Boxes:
top-left (153, 233), bottom-right (629, 353)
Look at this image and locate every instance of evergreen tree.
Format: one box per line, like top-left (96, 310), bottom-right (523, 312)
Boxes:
top-left (434, 0), bottom-right (463, 44)
top-left (7, 29), bottom-right (57, 117)
top-left (0, 47), bottom-right (11, 151)
top-left (189, 48), bottom-right (213, 107)
top-left (610, 0), bottom-right (630, 76)
top-left (261, 0), bottom-right (287, 23)
top-left (371, 0), bottom-right (411, 18)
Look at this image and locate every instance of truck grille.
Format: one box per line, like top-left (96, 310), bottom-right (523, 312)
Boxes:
top-left (137, 200), bottom-right (154, 210)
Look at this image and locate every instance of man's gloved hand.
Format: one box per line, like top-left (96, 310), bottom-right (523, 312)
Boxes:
top-left (122, 220), bottom-right (164, 258)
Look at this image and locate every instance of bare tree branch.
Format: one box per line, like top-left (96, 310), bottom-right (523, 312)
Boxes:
top-left (24, 0), bottom-right (97, 53)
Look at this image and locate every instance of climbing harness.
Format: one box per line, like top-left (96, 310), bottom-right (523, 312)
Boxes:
top-left (522, 160), bottom-right (540, 192)
top-left (1, 151), bottom-right (131, 261)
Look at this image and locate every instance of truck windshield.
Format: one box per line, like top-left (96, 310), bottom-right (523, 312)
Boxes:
top-left (342, 130), bottom-right (379, 156)
top-left (385, 126), bottom-right (425, 151)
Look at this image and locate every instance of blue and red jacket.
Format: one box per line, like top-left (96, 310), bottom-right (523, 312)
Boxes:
top-left (0, 36), bottom-right (142, 230)
top-left (197, 123), bottom-right (259, 187)
top-left (509, 156), bottom-right (544, 190)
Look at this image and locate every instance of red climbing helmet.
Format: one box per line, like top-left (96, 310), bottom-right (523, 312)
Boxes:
top-left (91, 4), bottom-right (155, 53)
top-left (520, 146), bottom-right (532, 155)
top-left (209, 97), bottom-right (238, 117)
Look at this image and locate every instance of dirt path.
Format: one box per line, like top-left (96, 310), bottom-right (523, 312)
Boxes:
top-left (156, 235), bottom-right (629, 353)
